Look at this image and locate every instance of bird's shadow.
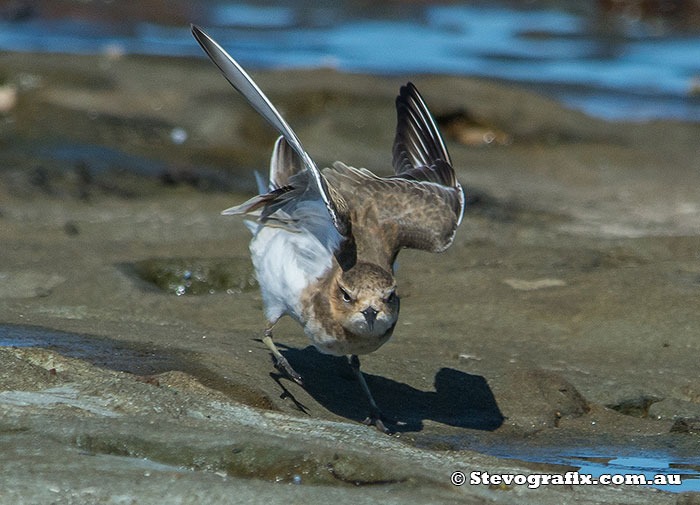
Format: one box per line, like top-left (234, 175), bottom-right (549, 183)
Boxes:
top-left (268, 344), bottom-right (504, 433)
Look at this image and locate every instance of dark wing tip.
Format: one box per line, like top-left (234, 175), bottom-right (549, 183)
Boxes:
top-left (191, 24), bottom-right (205, 42)
top-left (397, 81), bottom-right (417, 99)
top-left (393, 82), bottom-right (457, 187)
top-left (395, 82), bottom-right (420, 120)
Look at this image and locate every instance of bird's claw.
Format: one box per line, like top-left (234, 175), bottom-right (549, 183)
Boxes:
top-left (362, 411), bottom-right (395, 434)
top-left (274, 355), bottom-right (303, 386)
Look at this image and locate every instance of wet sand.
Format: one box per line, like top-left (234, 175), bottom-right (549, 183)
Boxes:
top-left (1, 51), bottom-right (699, 503)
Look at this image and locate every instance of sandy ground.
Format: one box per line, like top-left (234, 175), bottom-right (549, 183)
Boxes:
top-left (0, 51), bottom-right (699, 504)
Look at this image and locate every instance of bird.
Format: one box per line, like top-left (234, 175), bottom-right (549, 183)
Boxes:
top-left (192, 25), bottom-right (465, 433)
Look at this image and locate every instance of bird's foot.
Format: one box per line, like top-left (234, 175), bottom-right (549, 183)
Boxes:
top-left (273, 354), bottom-right (303, 386)
top-left (362, 409), bottom-right (396, 435)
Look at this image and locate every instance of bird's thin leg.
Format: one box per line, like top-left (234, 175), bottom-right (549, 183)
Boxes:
top-left (263, 321), bottom-right (303, 385)
top-left (348, 354), bottom-right (390, 434)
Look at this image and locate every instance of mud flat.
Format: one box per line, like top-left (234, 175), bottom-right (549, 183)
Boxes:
top-left (0, 51), bottom-right (699, 503)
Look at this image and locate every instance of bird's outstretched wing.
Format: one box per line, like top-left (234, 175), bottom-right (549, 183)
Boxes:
top-left (193, 26), bottom-right (463, 268)
top-left (325, 162), bottom-right (462, 262)
top-left (323, 83), bottom-right (465, 266)
top-left (191, 25), bottom-right (347, 235)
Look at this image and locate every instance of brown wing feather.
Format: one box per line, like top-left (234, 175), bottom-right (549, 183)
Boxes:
top-left (391, 82), bottom-right (465, 229)
top-left (325, 163), bottom-right (462, 268)
top-left (392, 82), bottom-right (455, 186)
top-left (314, 82), bottom-right (464, 267)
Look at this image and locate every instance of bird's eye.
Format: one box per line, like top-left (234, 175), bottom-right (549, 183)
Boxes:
top-left (339, 287), bottom-right (352, 303)
top-left (385, 290), bottom-right (396, 303)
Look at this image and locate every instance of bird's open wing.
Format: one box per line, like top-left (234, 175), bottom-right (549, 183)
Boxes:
top-left (193, 27), bottom-right (462, 267)
top-left (326, 163), bottom-right (462, 261)
top-left (191, 25), bottom-right (347, 235)
top-left (325, 83), bottom-right (465, 265)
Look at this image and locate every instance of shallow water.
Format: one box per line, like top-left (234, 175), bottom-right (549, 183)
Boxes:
top-left (415, 431), bottom-right (700, 493)
top-left (486, 446), bottom-right (700, 493)
top-left (1, 2), bottom-right (699, 121)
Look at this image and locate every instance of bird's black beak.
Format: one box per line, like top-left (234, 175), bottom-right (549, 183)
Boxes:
top-left (361, 307), bottom-right (378, 331)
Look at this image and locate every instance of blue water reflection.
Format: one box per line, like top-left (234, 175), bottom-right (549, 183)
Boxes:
top-left (576, 454), bottom-right (700, 493)
top-left (471, 443), bottom-right (700, 493)
top-left (1, 3), bottom-right (699, 121)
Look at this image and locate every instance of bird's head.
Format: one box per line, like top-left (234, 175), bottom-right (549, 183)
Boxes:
top-left (330, 262), bottom-right (399, 339)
